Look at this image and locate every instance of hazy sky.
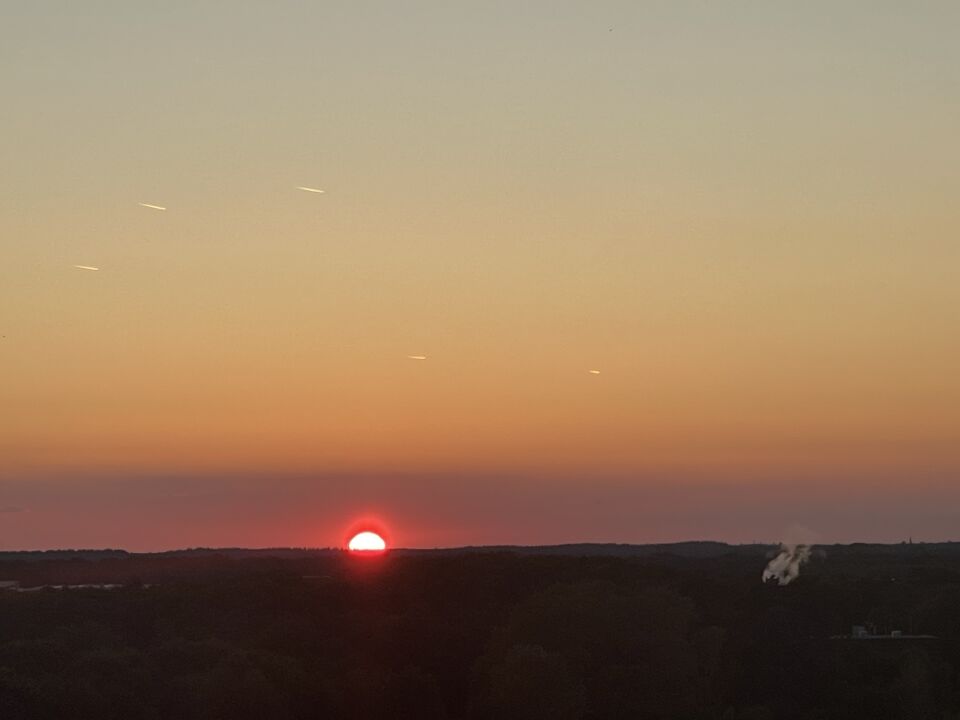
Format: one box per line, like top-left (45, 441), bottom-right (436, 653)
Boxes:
top-left (2, 2), bottom-right (959, 550)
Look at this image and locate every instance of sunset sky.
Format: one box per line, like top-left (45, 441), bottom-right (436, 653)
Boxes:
top-left (2, 2), bottom-right (958, 550)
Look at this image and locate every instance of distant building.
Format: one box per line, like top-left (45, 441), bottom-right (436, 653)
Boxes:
top-left (831, 624), bottom-right (937, 640)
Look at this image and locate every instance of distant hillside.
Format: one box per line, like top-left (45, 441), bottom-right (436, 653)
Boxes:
top-left (0, 549), bottom-right (130, 562)
top-left (396, 541), bottom-right (773, 558)
top-left (3, 541), bottom-right (958, 563)
top-left (0, 542), bottom-right (764, 561)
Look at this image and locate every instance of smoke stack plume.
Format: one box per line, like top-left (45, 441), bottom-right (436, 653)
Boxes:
top-left (762, 543), bottom-right (811, 585)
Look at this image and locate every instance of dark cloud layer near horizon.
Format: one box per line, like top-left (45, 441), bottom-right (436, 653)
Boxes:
top-left (2, 469), bottom-right (956, 551)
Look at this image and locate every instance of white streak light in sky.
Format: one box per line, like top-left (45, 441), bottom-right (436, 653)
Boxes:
top-left (138, 202), bottom-right (167, 211)
top-left (296, 186), bottom-right (326, 193)
top-left (73, 265), bottom-right (100, 271)
top-left (588, 369), bottom-right (601, 374)
top-left (407, 355), bottom-right (428, 360)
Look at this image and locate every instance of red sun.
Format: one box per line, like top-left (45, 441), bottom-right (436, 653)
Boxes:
top-left (348, 531), bottom-right (387, 553)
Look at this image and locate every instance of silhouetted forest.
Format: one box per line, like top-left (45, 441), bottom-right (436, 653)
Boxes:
top-left (3, 543), bottom-right (960, 719)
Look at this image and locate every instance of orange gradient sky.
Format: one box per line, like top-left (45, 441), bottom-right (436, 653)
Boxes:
top-left (2, 2), bottom-right (959, 549)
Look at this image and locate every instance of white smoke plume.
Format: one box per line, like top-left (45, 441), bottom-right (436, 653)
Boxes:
top-left (762, 543), bottom-right (812, 586)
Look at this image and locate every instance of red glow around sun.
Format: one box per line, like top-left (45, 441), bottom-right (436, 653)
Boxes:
top-left (348, 531), bottom-right (387, 552)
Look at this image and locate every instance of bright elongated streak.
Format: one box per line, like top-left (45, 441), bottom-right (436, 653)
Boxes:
top-left (588, 369), bottom-right (601, 375)
top-left (296, 186), bottom-right (326, 193)
top-left (73, 265), bottom-right (100, 271)
top-left (138, 202), bottom-right (167, 211)
top-left (407, 355), bottom-right (428, 360)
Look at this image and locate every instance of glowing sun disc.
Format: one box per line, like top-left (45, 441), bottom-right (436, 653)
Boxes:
top-left (348, 531), bottom-right (386, 552)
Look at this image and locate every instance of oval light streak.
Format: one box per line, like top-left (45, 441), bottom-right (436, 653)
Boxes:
top-left (348, 531), bottom-right (387, 552)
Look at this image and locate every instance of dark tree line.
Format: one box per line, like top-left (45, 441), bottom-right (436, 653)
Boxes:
top-left (2, 545), bottom-right (960, 719)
